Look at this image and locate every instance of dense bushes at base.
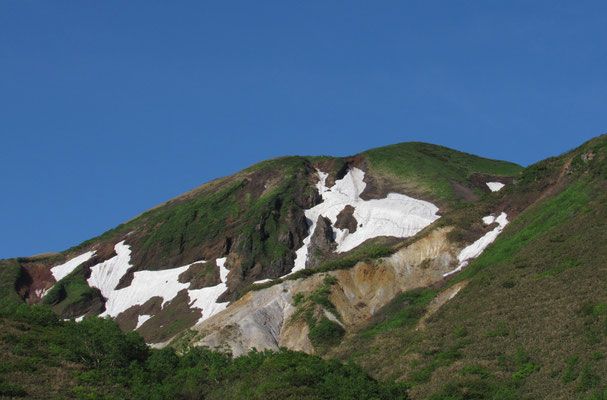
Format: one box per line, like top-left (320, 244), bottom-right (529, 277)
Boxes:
top-left (0, 301), bottom-right (408, 399)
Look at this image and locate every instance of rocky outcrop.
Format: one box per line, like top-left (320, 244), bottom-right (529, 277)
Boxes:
top-left (306, 216), bottom-right (336, 269)
top-left (178, 261), bottom-right (220, 289)
top-left (190, 277), bottom-right (321, 355)
top-left (334, 205), bottom-right (358, 233)
top-left (186, 227), bottom-right (459, 356)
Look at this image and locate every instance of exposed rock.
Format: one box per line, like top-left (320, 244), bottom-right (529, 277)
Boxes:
top-left (314, 158), bottom-right (349, 188)
top-left (185, 227), bottom-right (459, 356)
top-left (16, 263), bottom-right (54, 304)
top-left (115, 296), bottom-right (163, 331)
top-left (449, 179), bottom-right (479, 202)
top-left (310, 216), bottom-right (335, 252)
top-left (334, 205), bottom-right (358, 233)
top-left (178, 261), bottom-right (220, 289)
top-left (189, 277), bottom-right (322, 356)
top-left (307, 216), bottom-right (336, 269)
top-left (137, 289), bottom-right (202, 344)
top-left (582, 150), bottom-right (596, 163)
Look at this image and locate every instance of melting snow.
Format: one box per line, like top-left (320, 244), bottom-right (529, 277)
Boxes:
top-left (443, 212), bottom-right (509, 277)
top-left (482, 215), bottom-right (496, 225)
top-left (50, 251), bottom-right (96, 282)
top-left (136, 314), bottom-right (153, 329)
top-left (88, 241), bottom-right (194, 318)
top-left (34, 288), bottom-right (49, 299)
top-left (86, 241), bottom-right (230, 326)
top-left (292, 168), bottom-right (440, 273)
top-left (188, 257), bottom-right (230, 324)
top-left (486, 182), bottom-right (505, 192)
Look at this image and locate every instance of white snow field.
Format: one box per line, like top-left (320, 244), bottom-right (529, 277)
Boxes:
top-left (486, 182), bottom-right (505, 192)
top-left (69, 241), bottom-right (232, 326)
top-left (443, 212), bottom-right (509, 277)
top-left (50, 250), bottom-right (96, 282)
top-left (292, 168), bottom-right (440, 273)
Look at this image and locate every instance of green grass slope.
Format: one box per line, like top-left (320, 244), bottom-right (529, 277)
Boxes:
top-left (363, 142), bottom-right (522, 206)
top-left (331, 135), bottom-right (607, 399)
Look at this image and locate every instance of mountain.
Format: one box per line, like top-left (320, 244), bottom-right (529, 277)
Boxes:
top-left (3, 136), bottom-right (606, 399)
top-left (1, 142), bottom-right (520, 346)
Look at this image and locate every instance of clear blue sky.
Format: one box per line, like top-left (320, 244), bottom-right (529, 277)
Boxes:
top-left (1, 1), bottom-right (606, 259)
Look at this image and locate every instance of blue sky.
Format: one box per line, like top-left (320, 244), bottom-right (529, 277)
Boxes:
top-left (1, 1), bottom-right (606, 258)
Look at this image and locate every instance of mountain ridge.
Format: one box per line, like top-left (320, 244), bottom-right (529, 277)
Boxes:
top-left (3, 141), bottom-right (522, 346)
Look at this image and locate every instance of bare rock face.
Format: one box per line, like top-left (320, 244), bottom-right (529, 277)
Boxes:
top-left (334, 205), bottom-right (358, 233)
top-left (307, 216), bottom-right (336, 269)
top-left (190, 278), bottom-right (321, 356)
top-left (186, 227), bottom-right (460, 356)
top-left (582, 150), bottom-right (596, 163)
top-left (178, 261), bottom-right (220, 289)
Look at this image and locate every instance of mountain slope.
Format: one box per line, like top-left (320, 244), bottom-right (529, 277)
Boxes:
top-left (3, 135), bottom-right (606, 399)
top-left (328, 134), bottom-right (607, 399)
top-left (1, 142), bottom-right (521, 345)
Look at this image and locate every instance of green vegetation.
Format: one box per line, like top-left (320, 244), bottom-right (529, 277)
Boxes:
top-left (326, 136), bottom-right (607, 399)
top-left (0, 260), bottom-right (22, 303)
top-left (308, 318), bottom-right (346, 352)
top-left (0, 301), bottom-right (407, 399)
top-left (363, 142), bottom-right (522, 203)
top-left (453, 178), bottom-right (593, 283)
top-left (360, 289), bottom-right (436, 338)
top-left (4, 136), bottom-right (607, 399)
top-left (141, 180), bottom-right (246, 260)
top-left (288, 275), bottom-right (346, 352)
top-left (133, 156), bottom-right (316, 273)
top-left (42, 264), bottom-right (100, 315)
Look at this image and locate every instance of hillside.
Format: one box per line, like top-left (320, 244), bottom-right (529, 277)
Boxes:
top-left (2, 135), bottom-right (606, 398)
top-left (326, 135), bottom-right (607, 399)
top-left (0, 142), bottom-right (521, 346)
top-left (0, 301), bottom-right (408, 399)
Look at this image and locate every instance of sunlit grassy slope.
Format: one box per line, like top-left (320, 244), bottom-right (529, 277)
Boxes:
top-left (332, 135), bottom-right (607, 399)
top-left (364, 142), bottom-right (522, 204)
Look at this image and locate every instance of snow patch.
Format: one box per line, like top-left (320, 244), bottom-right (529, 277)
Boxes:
top-left (293, 168), bottom-right (440, 273)
top-left (443, 212), bottom-right (509, 277)
top-left (87, 241), bottom-right (133, 305)
top-left (88, 241), bottom-right (198, 318)
top-left (482, 215), bottom-right (496, 225)
top-left (253, 278), bottom-right (272, 284)
top-left (188, 257), bottom-right (230, 324)
top-left (51, 251), bottom-right (96, 282)
top-left (136, 314), bottom-right (153, 330)
top-left (75, 316), bottom-right (84, 322)
top-left (84, 244), bottom-right (231, 330)
top-left (486, 182), bottom-right (505, 192)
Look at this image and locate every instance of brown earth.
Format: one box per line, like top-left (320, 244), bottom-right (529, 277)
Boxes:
top-left (334, 205), bottom-right (358, 233)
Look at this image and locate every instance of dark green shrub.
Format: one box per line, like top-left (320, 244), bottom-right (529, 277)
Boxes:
top-left (308, 318), bottom-right (345, 351)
